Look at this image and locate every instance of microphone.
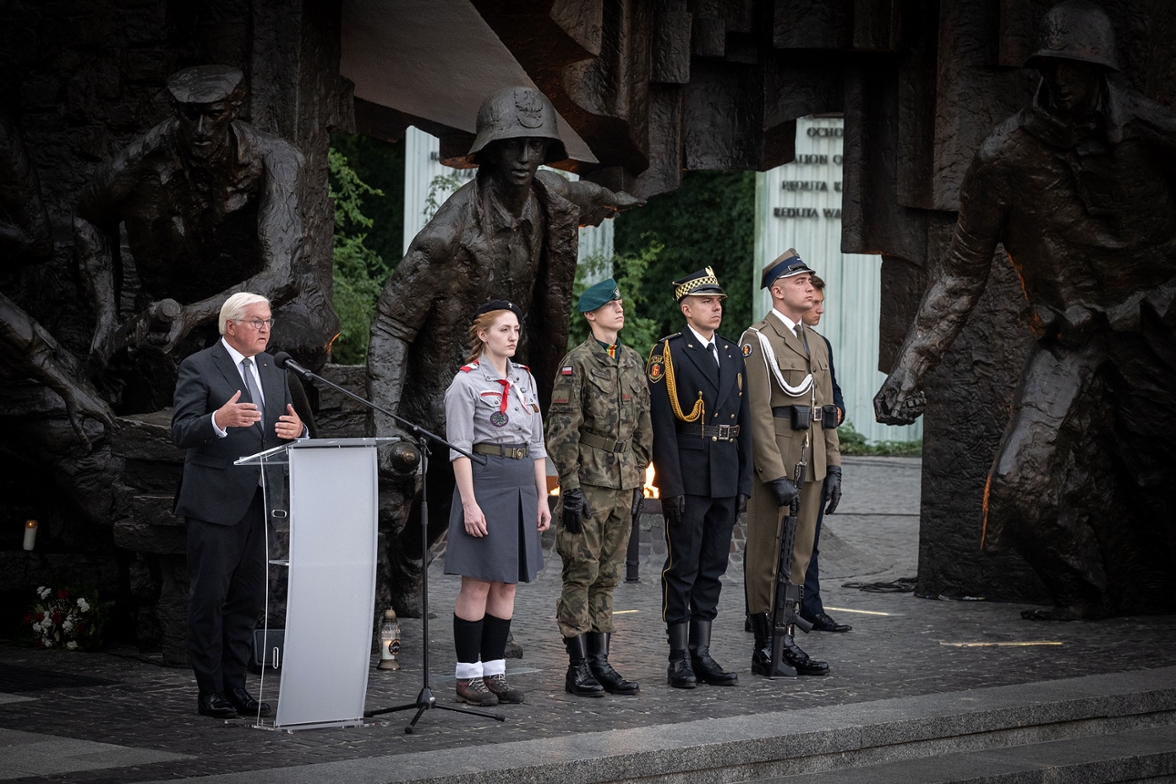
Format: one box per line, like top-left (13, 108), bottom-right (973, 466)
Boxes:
top-left (268, 350), bottom-right (484, 466)
top-left (272, 351), bottom-right (313, 381)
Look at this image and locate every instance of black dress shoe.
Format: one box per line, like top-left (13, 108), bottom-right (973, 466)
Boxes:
top-left (197, 693), bottom-right (238, 719)
top-left (225, 687), bottom-right (272, 717)
top-left (806, 612), bottom-right (852, 633)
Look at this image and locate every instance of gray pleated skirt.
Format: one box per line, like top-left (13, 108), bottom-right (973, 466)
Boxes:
top-left (443, 450), bottom-right (544, 584)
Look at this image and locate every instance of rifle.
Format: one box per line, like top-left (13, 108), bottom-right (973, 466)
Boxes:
top-left (767, 435), bottom-right (813, 678)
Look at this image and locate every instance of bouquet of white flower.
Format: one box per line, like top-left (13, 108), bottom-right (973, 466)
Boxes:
top-left (25, 586), bottom-right (106, 650)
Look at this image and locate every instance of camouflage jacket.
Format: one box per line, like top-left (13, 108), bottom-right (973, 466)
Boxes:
top-left (545, 338), bottom-right (653, 491)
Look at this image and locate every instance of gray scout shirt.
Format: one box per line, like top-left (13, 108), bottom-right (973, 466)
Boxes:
top-left (444, 359), bottom-right (547, 463)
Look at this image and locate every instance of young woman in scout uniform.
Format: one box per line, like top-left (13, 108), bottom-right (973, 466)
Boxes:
top-left (443, 300), bottom-right (551, 706)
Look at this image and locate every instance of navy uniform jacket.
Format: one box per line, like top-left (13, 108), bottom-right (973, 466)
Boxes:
top-left (647, 331), bottom-right (753, 500)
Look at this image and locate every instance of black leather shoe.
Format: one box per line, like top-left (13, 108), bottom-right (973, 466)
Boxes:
top-left (197, 693), bottom-right (238, 719)
top-left (805, 612), bottom-right (852, 633)
top-left (225, 687), bottom-right (272, 717)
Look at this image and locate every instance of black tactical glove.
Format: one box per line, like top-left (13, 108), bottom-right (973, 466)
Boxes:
top-left (631, 487), bottom-right (645, 519)
top-left (768, 476), bottom-right (799, 507)
top-left (664, 494), bottom-right (686, 527)
top-left (736, 493), bottom-right (748, 516)
top-left (823, 465), bottom-right (843, 515)
top-left (561, 487), bottom-right (585, 534)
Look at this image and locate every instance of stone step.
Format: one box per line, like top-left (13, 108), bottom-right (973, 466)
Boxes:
top-left (138, 666), bottom-right (1176, 784)
top-left (753, 725), bottom-right (1176, 783)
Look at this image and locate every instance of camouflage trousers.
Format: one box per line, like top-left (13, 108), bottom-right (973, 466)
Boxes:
top-left (556, 484), bottom-right (634, 637)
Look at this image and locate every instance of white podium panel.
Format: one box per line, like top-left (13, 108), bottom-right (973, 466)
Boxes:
top-left (239, 438), bottom-right (387, 731)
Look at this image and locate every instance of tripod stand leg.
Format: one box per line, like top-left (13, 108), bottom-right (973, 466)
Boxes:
top-left (405, 706), bottom-right (427, 734)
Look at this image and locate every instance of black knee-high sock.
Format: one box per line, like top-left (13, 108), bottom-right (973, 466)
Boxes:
top-left (454, 615), bottom-right (484, 664)
top-left (480, 614), bottom-right (512, 663)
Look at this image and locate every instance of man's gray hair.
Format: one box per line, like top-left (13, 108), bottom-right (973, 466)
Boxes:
top-left (219, 292), bottom-right (270, 335)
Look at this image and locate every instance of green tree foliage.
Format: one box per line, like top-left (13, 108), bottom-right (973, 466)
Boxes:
top-left (837, 420), bottom-right (923, 456)
top-left (613, 171), bottom-right (755, 345)
top-left (330, 133), bottom-right (405, 268)
top-left (567, 243), bottom-right (662, 354)
top-left (329, 146), bottom-right (387, 364)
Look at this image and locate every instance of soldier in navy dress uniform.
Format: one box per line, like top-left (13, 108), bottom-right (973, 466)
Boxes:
top-left (647, 268), bottom-right (752, 688)
top-left (443, 300), bottom-right (551, 707)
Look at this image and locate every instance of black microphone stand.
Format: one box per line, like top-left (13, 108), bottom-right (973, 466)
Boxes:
top-left (274, 354), bottom-right (503, 733)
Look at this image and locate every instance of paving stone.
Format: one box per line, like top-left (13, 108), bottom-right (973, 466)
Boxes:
top-left (0, 457), bottom-right (1174, 784)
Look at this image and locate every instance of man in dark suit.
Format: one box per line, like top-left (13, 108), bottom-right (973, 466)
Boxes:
top-left (799, 276), bottom-right (851, 633)
top-left (648, 267), bottom-right (752, 689)
top-left (172, 292), bottom-right (305, 718)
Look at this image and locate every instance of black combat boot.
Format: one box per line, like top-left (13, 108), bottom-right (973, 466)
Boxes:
top-left (563, 635), bottom-right (605, 697)
top-left (586, 632), bottom-right (639, 695)
top-left (749, 612), bottom-right (776, 676)
top-left (689, 619), bottom-right (738, 685)
top-left (666, 623), bottom-right (697, 689)
top-left (780, 628), bottom-right (830, 676)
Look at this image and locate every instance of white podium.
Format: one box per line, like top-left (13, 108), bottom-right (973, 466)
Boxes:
top-left (237, 437), bottom-right (393, 731)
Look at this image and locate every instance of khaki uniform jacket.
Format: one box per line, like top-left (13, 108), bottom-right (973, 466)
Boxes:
top-left (546, 339), bottom-right (653, 492)
top-left (740, 312), bottom-right (840, 485)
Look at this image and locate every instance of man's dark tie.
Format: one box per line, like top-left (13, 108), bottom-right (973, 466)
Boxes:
top-left (241, 358), bottom-right (263, 427)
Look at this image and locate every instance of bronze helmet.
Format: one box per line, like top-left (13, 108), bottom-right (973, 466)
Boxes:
top-left (467, 86), bottom-right (568, 165)
top-left (1027, 0), bottom-right (1119, 72)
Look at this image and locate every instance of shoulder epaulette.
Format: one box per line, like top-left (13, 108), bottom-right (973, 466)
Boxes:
top-left (648, 332), bottom-right (680, 359)
top-left (460, 361), bottom-right (479, 373)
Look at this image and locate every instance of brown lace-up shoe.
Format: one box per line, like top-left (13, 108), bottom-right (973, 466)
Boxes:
top-left (456, 677), bottom-right (498, 706)
top-left (483, 673), bottom-right (525, 704)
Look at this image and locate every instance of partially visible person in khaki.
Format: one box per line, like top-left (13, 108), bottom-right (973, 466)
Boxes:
top-left (547, 278), bottom-right (652, 697)
top-left (740, 250), bottom-right (840, 677)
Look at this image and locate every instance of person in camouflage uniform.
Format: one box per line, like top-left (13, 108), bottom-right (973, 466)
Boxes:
top-left (547, 278), bottom-right (653, 697)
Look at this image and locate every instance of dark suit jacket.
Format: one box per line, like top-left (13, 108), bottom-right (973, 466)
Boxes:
top-left (648, 330), bottom-right (753, 500)
top-left (171, 340), bottom-right (294, 526)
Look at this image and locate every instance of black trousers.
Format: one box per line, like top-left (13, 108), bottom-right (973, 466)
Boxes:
top-left (661, 494), bottom-right (737, 626)
top-left (186, 489), bottom-right (266, 696)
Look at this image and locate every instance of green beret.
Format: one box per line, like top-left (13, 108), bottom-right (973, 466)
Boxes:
top-left (577, 278), bottom-right (622, 313)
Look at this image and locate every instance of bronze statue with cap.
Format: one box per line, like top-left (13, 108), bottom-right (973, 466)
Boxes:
top-left (74, 64), bottom-right (305, 409)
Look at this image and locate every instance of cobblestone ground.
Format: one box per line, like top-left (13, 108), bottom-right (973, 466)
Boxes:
top-left (3, 457), bottom-right (1175, 783)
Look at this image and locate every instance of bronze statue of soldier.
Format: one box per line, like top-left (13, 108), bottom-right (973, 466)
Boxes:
top-left (74, 65), bottom-right (305, 411)
top-left (2, 110), bottom-right (114, 449)
top-left (366, 86), bottom-right (641, 613)
top-left (876, 0), bottom-right (1176, 620)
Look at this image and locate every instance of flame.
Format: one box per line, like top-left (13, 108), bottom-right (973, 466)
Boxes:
top-left (643, 464), bottom-right (659, 499)
top-left (547, 465), bottom-right (658, 498)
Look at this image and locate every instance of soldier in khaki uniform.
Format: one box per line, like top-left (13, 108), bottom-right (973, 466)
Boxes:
top-left (547, 278), bottom-right (653, 697)
top-left (740, 250), bottom-right (842, 677)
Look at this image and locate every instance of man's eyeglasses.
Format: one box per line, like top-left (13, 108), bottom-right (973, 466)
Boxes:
top-left (240, 318), bottom-right (275, 330)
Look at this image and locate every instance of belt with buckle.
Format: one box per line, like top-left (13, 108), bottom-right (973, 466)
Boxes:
top-left (675, 423), bottom-right (741, 442)
top-left (772, 405), bottom-right (830, 428)
top-left (472, 443), bottom-right (529, 459)
top-left (579, 432), bottom-right (628, 452)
